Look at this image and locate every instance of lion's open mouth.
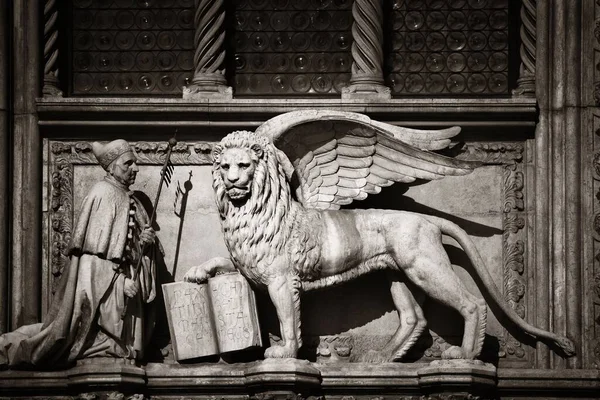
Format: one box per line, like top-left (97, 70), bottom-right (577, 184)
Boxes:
top-left (227, 187), bottom-right (249, 200)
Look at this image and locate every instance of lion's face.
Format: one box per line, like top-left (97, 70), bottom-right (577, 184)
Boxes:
top-left (217, 147), bottom-right (258, 202)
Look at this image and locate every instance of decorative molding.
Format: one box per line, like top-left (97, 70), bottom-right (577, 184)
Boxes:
top-left (423, 335), bottom-right (450, 359)
top-left (42, 0), bottom-right (62, 97)
top-left (183, 0), bottom-right (232, 100)
top-left (50, 141), bottom-right (214, 165)
top-left (48, 140), bottom-right (214, 293)
top-left (342, 0), bottom-right (390, 99)
top-left (500, 162), bottom-right (527, 359)
top-left (503, 166), bottom-right (525, 212)
top-left (50, 159), bottom-right (72, 294)
top-left (76, 393), bottom-right (144, 400)
top-left (513, 0), bottom-right (536, 97)
top-left (272, 334), bottom-right (354, 362)
top-left (454, 142), bottom-right (524, 164)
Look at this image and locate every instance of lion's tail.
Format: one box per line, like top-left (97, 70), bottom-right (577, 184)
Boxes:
top-left (422, 215), bottom-right (576, 357)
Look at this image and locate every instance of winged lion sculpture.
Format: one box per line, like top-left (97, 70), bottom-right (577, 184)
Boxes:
top-left (185, 110), bottom-right (575, 362)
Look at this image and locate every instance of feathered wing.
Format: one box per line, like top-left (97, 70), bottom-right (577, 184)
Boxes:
top-left (255, 110), bottom-right (481, 210)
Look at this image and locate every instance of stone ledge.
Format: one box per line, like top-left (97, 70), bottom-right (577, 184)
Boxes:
top-left (36, 97), bottom-right (537, 131)
top-left (2, 362), bottom-right (598, 398)
top-left (0, 359), bottom-right (497, 398)
top-left (496, 368), bottom-right (600, 398)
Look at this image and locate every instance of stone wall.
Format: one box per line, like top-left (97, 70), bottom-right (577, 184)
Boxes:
top-left (0, 0), bottom-right (598, 399)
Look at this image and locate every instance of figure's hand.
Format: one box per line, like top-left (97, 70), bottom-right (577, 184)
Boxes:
top-left (124, 277), bottom-right (139, 298)
top-left (139, 225), bottom-right (155, 247)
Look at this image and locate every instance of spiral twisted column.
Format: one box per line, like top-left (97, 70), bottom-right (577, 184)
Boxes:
top-left (42, 0), bottom-right (62, 97)
top-left (513, 0), bottom-right (536, 97)
top-left (183, 0), bottom-right (232, 100)
top-left (342, 0), bottom-right (390, 99)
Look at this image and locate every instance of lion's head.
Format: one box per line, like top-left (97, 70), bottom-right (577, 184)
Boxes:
top-left (213, 136), bottom-right (264, 203)
top-left (212, 131), bottom-right (294, 268)
top-left (212, 131), bottom-right (274, 211)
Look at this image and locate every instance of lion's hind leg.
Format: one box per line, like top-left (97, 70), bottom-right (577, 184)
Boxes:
top-left (359, 274), bottom-right (426, 363)
top-left (389, 276), bottom-right (427, 361)
top-left (397, 227), bottom-right (487, 359)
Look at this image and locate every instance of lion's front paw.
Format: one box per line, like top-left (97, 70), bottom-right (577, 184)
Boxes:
top-left (358, 350), bottom-right (393, 363)
top-left (441, 345), bottom-right (468, 360)
top-left (264, 345), bottom-right (297, 359)
top-left (183, 265), bottom-right (211, 284)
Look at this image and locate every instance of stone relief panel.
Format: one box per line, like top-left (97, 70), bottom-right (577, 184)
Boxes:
top-left (44, 136), bottom-right (531, 366)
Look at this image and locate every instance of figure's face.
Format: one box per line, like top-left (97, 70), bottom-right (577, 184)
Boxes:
top-left (109, 151), bottom-right (139, 187)
top-left (219, 148), bottom-right (256, 201)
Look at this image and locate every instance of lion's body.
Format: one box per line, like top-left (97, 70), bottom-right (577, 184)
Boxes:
top-left (186, 130), bottom-right (576, 361)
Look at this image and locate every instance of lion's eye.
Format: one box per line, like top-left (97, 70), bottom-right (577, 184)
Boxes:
top-left (221, 163), bottom-right (230, 170)
top-left (239, 163), bottom-right (250, 170)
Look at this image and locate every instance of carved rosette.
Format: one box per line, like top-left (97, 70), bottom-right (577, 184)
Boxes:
top-left (500, 162), bottom-right (527, 359)
top-left (342, 0), bottom-right (390, 99)
top-left (43, 0), bottom-right (62, 97)
top-left (47, 141), bottom-right (214, 296)
top-left (183, 0), bottom-right (232, 99)
top-left (513, 0), bottom-right (536, 97)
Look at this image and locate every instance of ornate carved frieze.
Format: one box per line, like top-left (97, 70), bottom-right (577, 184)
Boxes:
top-left (592, 112), bottom-right (600, 369)
top-left (500, 162), bottom-right (527, 360)
top-left (454, 142), bottom-right (524, 164)
top-left (48, 140), bottom-right (214, 295)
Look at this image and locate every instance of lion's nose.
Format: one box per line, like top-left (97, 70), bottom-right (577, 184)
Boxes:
top-left (227, 169), bottom-right (239, 183)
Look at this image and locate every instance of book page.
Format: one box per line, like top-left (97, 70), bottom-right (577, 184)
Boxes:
top-left (208, 272), bottom-right (262, 354)
top-left (162, 281), bottom-right (219, 360)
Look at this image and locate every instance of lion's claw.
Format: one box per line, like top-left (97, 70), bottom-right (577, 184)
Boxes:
top-left (441, 345), bottom-right (468, 360)
top-left (183, 265), bottom-right (210, 284)
top-left (264, 345), bottom-right (297, 359)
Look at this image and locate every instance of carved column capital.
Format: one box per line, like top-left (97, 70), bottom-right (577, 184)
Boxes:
top-left (183, 0), bottom-right (232, 100)
top-left (342, 0), bottom-right (390, 100)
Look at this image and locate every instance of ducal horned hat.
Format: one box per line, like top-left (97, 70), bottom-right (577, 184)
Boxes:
top-left (92, 139), bottom-right (133, 170)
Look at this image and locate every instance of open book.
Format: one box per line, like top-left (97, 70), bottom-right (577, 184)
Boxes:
top-left (162, 272), bottom-right (262, 361)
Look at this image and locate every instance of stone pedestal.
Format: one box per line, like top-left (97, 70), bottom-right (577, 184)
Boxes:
top-left (245, 359), bottom-right (321, 399)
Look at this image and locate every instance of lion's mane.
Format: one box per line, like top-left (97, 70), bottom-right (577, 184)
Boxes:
top-left (212, 131), bottom-right (322, 281)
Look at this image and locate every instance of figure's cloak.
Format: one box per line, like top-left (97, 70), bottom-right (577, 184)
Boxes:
top-left (0, 179), bottom-right (157, 368)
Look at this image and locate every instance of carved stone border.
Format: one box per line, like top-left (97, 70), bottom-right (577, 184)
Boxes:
top-left (499, 162), bottom-right (527, 360)
top-left (47, 140), bottom-right (215, 296)
top-left (427, 143), bottom-right (528, 361)
top-left (591, 115), bottom-right (600, 369)
top-left (595, 2), bottom-right (600, 106)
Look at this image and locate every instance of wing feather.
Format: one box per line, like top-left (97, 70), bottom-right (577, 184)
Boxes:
top-left (338, 167), bottom-right (370, 179)
top-left (337, 144), bottom-right (376, 158)
top-left (259, 110), bottom-right (480, 210)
